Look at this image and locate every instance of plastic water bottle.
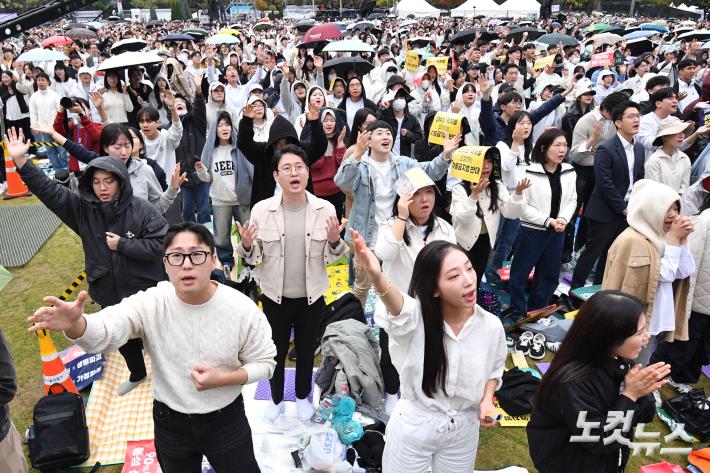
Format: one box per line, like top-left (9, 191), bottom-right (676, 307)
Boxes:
top-left (332, 384), bottom-right (349, 402)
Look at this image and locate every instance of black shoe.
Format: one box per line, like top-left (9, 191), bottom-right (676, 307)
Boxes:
top-left (514, 331), bottom-right (533, 355)
top-left (529, 333), bottom-right (546, 360)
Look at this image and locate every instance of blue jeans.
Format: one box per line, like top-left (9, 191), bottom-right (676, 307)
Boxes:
top-left (212, 204), bottom-right (250, 267)
top-left (509, 226), bottom-right (565, 316)
top-left (181, 183), bottom-right (211, 223)
top-left (491, 216), bottom-right (521, 270)
top-left (34, 132), bottom-right (68, 171)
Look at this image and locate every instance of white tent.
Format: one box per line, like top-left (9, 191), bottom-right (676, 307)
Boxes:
top-left (451, 0), bottom-right (502, 17)
top-left (394, 0), bottom-right (441, 18)
top-left (497, 0), bottom-right (540, 18)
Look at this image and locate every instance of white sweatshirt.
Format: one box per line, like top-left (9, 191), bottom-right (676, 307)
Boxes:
top-left (29, 88), bottom-right (60, 126)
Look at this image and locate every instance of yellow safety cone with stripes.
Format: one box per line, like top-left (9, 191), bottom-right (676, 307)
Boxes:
top-left (37, 329), bottom-right (79, 395)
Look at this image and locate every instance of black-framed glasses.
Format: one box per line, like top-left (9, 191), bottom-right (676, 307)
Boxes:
top-left (164, 251), bottom-right (211, 266)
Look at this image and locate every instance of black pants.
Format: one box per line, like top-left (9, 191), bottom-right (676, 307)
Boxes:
top-left (379, 329), bottom-right (400, 395)
top-left (2, 117), bottom-right (31, 181)
top-left (652, 312), bottom-right (710, 383)
top-left (571, 216), bottom-right (627, 289)
top-left (468, 233), bottom-right (492, 287)
top-left (320, 192), bottom-right (345, 223)
top-left (153, 396), bottom-right (259, 473)
top-left (119, 338), bottom-right (147, 382)
top-left (261, 295), bottom-right (324, 403)
top-left (563, 164), bottom-right (595, 259)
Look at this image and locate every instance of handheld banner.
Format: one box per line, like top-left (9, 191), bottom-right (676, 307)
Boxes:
top-left (589, 51), bottom-right (614, 68)
top-left (405, 50), bottom-right (420, 72)
top-left (425, 56), bottom-right (449, 75)
top-left (427, 112), bottom-right (463, 145)
top-left (533, 54), bottom-right (556, 70)
top-left (450, 146), bottom-right (499, 183)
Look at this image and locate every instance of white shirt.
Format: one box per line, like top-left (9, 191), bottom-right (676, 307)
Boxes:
top-left (369, 159), bottom-right (394, 240)
top-left (617, 133), bottom-right (636, 201)
top-left (345, 97), bottom-right (364, 130)
top-left (142, 120), bottom-right (183, 174)
top-left (29, 88), bottom-right (60, 126)
top-left (374, 295), bottom-right (507, 413)
top-left (497, 141), bottom-right (528, 190)
top-left (393, 115), bottom-right (404, 156)
top-left (648, 245), bottom-right (696, 335)
top-left (678, 79), bottom-right (699, 114)
top-left (70, 282), bottom-right (277, 414)
top-left (374, 217), bottom-right (457, 291)
top-left (637, 111), bottom-right (663, 160)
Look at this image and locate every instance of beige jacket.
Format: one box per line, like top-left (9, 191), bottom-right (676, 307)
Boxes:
top-left (236, 191), bottom-right (347, 305)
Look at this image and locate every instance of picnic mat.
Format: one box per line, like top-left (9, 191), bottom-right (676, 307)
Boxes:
top-left (0, 204), bottom-right (61, 267)
top-left (324, 264), bottom-right (350, 304)
top-left (254, 367), bottom-right (315, 402)
top-left (81, 351), bottom-right (155, 467)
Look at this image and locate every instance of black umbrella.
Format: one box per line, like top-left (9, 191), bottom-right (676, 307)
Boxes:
top-left (296, 19), bottom-right (317, 33)
top-left (323, 56), bottom-right (374, 78)
top-left (506, 27), bottom-right (546, 42)
top-left (368, 13), bottom-right (385, 19)
top-left (451, 28), bottom-right (497, 44)
top-left (162, 33), bottom-right (196, 41)
top-left (537, 33), bottom-right (578, 46)
top-left (678, 30), bottom-right (710, 42)
top-left (625, 38), bottom-right (655, 56)
top-left (351, 21), bottom-right (375, 31)
top-left (408, 37), bottom-right (433, 48)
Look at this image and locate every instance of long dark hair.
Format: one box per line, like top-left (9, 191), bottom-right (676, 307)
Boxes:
top-left (391, 187), bottom-right (437, 246)
top-left (461, 156), bottom-right (501, 216)
top-left (99, 123), bottom-right (133, 155)
top-left (214, 111), bottom-right (233, 146)
top-left (536, 290), bottom-right (646, 402)
top-left (502, 111), bottom-right (533, 164)
top-left (346, 108), bottom-right (376, 148)
top-left (409, 241), bottom-right (469, 398)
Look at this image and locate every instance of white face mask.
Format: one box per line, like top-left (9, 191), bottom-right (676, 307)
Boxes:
top-left (571, 56), bottom-right (580, 64)
top-left (393, 98), bottom-right (406, 111)
top-left (421, 80), bottom-right (430, 90)
top-left (177, 109), bottom-right (188, 117)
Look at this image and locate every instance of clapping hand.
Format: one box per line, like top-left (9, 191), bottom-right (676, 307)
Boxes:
top-left (470, 178), bottom-right (490, 198)
top-left (325, 215), bottom-right (341, 245)
top-left (621, 362), bottom-right (670, 402)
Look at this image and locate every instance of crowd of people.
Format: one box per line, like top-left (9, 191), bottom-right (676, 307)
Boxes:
top-left (1, 10), bottom-right (710, 473)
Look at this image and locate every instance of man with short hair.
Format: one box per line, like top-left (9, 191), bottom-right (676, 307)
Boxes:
top-left (29, 71), bottom-right (67, 171)
top-left (676, 58), bottom-right (700, 114)
top-left (27, 221), bottom-right (276, 473)
top-left (571, 101), bottom-right (645, 289)
top-left (635, 75), bottom-right (671, 113)
top-left (237, 144), bottom-right (346, 423)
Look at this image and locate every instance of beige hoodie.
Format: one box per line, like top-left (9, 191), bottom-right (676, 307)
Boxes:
top-left (626, 179), bottom-right (681, 255)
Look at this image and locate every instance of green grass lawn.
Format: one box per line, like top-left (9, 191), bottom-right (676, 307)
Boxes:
top-left (1, 196), bottom-right (707, 472)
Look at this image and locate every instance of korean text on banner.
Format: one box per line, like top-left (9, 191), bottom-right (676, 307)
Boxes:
top-left (428, 112), bottom-right (463, 145)
top-left (589, 51), bottom-right (614, 68)
top-left (425, 56), bottom-right (449, 75)
top-left (533, 54), bottom-right (556, 70)
top-left (405, 50), bottom-right (420, 72)
top-left (703, 109), bottom-right (710, 127)
top-left (450, 146), bottom-right (488, 183)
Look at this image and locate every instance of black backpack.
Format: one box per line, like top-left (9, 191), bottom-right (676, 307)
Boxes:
top-left (28, 385), bottom-right (90, 471)
top-left (664, 389), bottom-right (710, 442)
top-left (495, 368), bottom-right (541, 416)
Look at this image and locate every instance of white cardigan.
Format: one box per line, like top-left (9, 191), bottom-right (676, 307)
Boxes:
top-left (686, 210), bottom-right (710, 317)
top-left (520, 162), bottom-right (577, 231)
top-left (450, 182), bottom-right (526, 250)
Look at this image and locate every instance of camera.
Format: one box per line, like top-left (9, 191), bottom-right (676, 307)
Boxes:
top-left (60, 97), bottom-right (77, 109)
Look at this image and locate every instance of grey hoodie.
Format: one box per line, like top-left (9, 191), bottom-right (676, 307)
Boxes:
top-left (127, 157), bottom-right (178, 214)
top-left (206, 82), bottom-right (238, 133)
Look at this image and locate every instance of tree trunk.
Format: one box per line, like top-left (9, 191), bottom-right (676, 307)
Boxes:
top-left (629, 0), bottom-right (635, 16)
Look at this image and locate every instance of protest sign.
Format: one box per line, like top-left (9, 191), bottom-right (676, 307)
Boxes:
top-left (405, 50), bottom-right (420, 72)
top-left (428, 112), bottom-right (463, 145)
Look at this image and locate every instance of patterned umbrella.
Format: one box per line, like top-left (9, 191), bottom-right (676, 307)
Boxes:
top-left (65, 28), bottom-right (98, 41)
top-left (302, 23), bottom-right (343, 45)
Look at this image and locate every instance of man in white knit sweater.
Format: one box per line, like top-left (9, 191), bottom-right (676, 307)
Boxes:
top-left (28, 71), bottom-right (67, 171)
top-left (28, 222), bottom-right (276, 473)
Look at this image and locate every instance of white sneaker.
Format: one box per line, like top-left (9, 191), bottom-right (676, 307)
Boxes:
top-left (652, 390), bottom-right (662, 408)
top-left (385, 393), bottom-right (399, 415)
top-left (296, 398), bottom-right (314, 422)
top-left (266, 401), bottom-right (284, 422)
top-left (668, 377), bottom-right (693, 394)
top-left (117, 377), bottom-right (145, 396)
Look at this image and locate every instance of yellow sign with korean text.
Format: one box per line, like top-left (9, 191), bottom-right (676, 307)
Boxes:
top-left (493, 400), bottom-right (530, 427)
top-left (427, 112), bottom-right (463, 145)
top-left (533, 54), bottom-right (556, 70)
top-left (405, 50), bottom-right (420, 72)
top-left (425, 56), bottom-right (449, 75)
top-left (450, 146), bottom-right (490, 182)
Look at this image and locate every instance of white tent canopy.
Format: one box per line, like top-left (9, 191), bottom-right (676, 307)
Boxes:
top-left (451, 0), bottom-right (502, 17)
top-left (394, 0), bottom-right (441, 18)
top-left (497, 0), bottom-right (540, 18)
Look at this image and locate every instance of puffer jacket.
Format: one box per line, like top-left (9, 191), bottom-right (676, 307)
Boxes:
top-left (686, 209), bottom-right (710, 316)
top-left (17, 156), bottom-right (168, 306)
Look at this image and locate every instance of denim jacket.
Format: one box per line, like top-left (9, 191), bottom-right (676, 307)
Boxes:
top-left (334, 151), bottom-right (451, 246)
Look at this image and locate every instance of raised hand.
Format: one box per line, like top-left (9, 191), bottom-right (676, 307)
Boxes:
top-left (397, 193), bottom-right (413, 219)
top-left (27, 291), bottom-right (88, 333)
top-left (5, 127), bottom-right (30, 168)
top-left (170, 163), bottom-right (188, 189)
top-left (477, 75), bottom-right (493, 98)
top-left (325, 215), bottom-right (341, 244)
top-left (470, 178), bottom-right (490, 198)
top-left (442, 133), bottom-right (462, 159)
top-left (314, 55), bottom-right (323, 70)
top-left (31, 123), bottom-right (54, 136)
top-left (242, 103), bottom-right (256, 119)
top-left (350, 229), bottom-right (381, 277)
top-left (514, 177), bottom-right (532, 195)
top-left (236, 221), bottom-right (258, 250)
top-left (163, 89), bottom-right (176, 108)
top-left (354, 130), bottom-right (371, 161)
top-left (337, 127), bottom-right (347, 147)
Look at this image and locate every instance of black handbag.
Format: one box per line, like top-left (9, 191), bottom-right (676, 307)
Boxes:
top-left (663, 389), bottom-right (710, 442)
top-left (495, 367), bottom-right (541, 416)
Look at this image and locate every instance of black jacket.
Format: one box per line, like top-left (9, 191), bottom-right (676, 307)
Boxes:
top-left (561, 102), bottom-right (592, 145)
top-left (377, 107), bottom-right (422, 158)
top-left (176, 94), bottom-right (207, 186)
top-left (527, 359), bottom-right (655, 473)
top-left (238, 114), bottom-right (327, 205)
top-left (18, 157), bottom-right (168, 306)
top-left (584, 135), bottom-right (645, 223)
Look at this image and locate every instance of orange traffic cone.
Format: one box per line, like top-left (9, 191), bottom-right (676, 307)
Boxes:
top-left (37, 329), bottom-right (79, 395)
top-left (3, 141), bottom-right (30, 199)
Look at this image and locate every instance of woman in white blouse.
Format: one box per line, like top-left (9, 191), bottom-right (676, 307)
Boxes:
top-left (374, 182), bottom-right (457, 415)
top-left (99, 70), bottom-right (134, 124)
top-left (352, 229), bottom-right (507, 473)
top-left (450, 153), bottom-right (530, 284)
